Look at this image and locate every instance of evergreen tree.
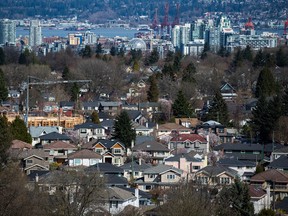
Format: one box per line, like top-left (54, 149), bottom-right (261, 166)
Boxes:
top-left (207, 90), bottom-right (229, 126)
top-left (130, 49), bottom-right (142, 61)
top-left (147, 75), bottom-right (159, 102)
top-left (91, 111), bottom-right (100, 124)
top-left (253, 49), bottom-right (265, 68)
top-left (264, 53), bottom-right (275, 68)
top-left (255, 67), bottom-right (276, 98)
top-left (81, 45), bottom-right (92, 58)
top-left (258, 208), bottom-right (276, 216)
top-left (282, 87), bottom-right (288, 116)
top-left (18, 52), bottom-right (27, 65)
top-left (0, 115), bottom-right (12, 170)
top-left (70, 83), bottom-right (80, 102)
top-left (0, 68), bottom-right (8, 102)
top-left (162, 63), bottom-right (174, 79)
top-left (95, 43), bottom-right (103, 58)
top-left (112, 111), bottom-right (136, 149)
top-left (276, 47), bottom-right (287, 67)
top-left (216, 178), bottom-right (254, 216)
top-left (182, 62), bottom-right (196, 83)
top-left (231, 48), bottom-right (243, 68)
top-left (148, 48), bottom-right (159, 65)
top-left (132, 60), bottom-right (140, 72)
top-left (62, 66), bottom-right (70, 80)
top-left (242, 45), bottom-right (253, 61)
top-left (10, 116), bottom-right (32, 144)
top-left (165, 50), bottom-right (174, 62)
top-left (217, 46), bottom-right (229, 57)
top-left (110, 46), bottom-right (117, 56)
top-left (200, 42), bottom-right (210, 59)
top-left (172, 90), bottom-right (194, 118)
top-left (118, 47), bottom-right (125, 57)
top-left (0, 47), bottom-right (5, 65)
top-left (173, 51), bottom-right (182, 72)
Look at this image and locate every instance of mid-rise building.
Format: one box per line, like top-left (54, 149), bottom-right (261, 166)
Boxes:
top-left (0, 19), bottom-right (16, 45)
top-left (29, 20), bottom-right (42, 46)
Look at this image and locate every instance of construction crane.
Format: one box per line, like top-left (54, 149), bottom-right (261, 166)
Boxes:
top-left (172, 3), bottom-right (180, 28)
top-left (25, 76), bottom-right (92, 127)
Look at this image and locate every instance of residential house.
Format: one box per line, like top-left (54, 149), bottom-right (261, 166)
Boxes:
top-left (155, 123), bottom-right (193, 143)
top-left (268, 156), bottom-right (288, 171)
top-left (220, 82), bottom-right (237, 100)
top-left (8, 89), bottom-right (20, 99)
top-left (133, 122), bottom-right (154, 136)
top-left (217, 158), bottom-right (256, 182)
top-left (29, 126), bottom-right (62, 146)
top-left (195, 165), bottom-right (237, 186)
top-left (139, 102), bottom-right (160, 113)
top-left (117, 186), bottom-right (152, 206)
top-left (271, 146), bottom-right (288, 160)
top-left (59, 101), bottom-right (75, 111)
top-left (74, 122), bottom-right (107, 142)
top-left (250, 169), bottom-right (288, 200)
top-left (126, 110), bottom-right (147, 125)
top-left (132, 141), bottom-right (171, 164)
top-left (99, 101), bottom-right (122, 116)
top-left (164, 153), bottom-right (207, 179)
top-left (196, 120), bottom-right (234, 144)
top-left (39, 132), bottom-right (71, 145)
top-left (135, 164), bottom-right (183, 192)
top-left (92, 139), bottom-right (126, 166)
top-left (169, 133), bottom-right (208, 153)
top-left (275, 197), bottom-right (288, 214)
top-left (249, 185), bottom-right (271, 214)
top-left (68, 149), bottom-right (102, 167)
top-left (16, 149), bottom-right (50, 175)
top-left (81, 101), bottom-right (100, 113)
top-left (121, 159), bottom-right (152, 180)
top-left (86, 163), bottom-right (128, 187)
top-left (104, 187), bottom-right (140, 215)
top-left (43, 141), bottom-right (77, 164)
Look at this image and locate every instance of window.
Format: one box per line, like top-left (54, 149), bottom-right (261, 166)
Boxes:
top-left (145, 185), bottom-right (152, 190)
top-left (114, 149), bottom-right (121, 154)
top-left (167, 174), bottom-right (175, 180)
top-left (194, 142), bottom-right (200, 148)
top-left (26, 159), bottom-right (33, 164)
top-left (80, 129), bottom-right (86, 133)
top-left (114, 158), bottom-right (120, 164)
top-left (148, 174), bottom-right (155, 178)
top-left (198, 176), bottom-right (208, 184)
top-left (218, 128), bottom-right (224, 133)
top-left (96, 129), bottom-right (102, 134)
top-left (110, 201), bottom-right (118, 208)
top-left (95, 149), bottom-right (103, 154)
top-left (134, 171), bottom-right (139, 176)
top-left (74, 159), bottom-right (81, 166)
top-left (220, 177), bottom-right (230, 184)
top-left (193, 166), bottom-right (200, 170)
top-left (90, 159), bottom-right (98, 165)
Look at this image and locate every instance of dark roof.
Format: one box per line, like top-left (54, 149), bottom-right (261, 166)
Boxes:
top-left (126, 110), bottom-right (142, 121)
top-left (213, 143), bottom-right (263, 152)
top-left (74, 122), bottom-right (104, 130)
top-left (165, 154), bottom-right (201, 162)
top-left (98, 112), bottom-right (111, 119)
top-left (27, 170), bottom-right (50, 182)
top-left (268, 156), bottom-right (288, 170)
top-left (135, 136), bottom-right (156, 145)
top-left (43, 141), bottom-right (77, 149)
top-left (133, 141), bottom-right (169, 152)
top-left (82, 101), bottom-right (100, 107)
top-left (139, 102), bottom-right (159, 108)
top-left (100, 119), bottom-right (114, 128)
top-left (197, 165), bottom-right (237, 177)
top-left (104, 174), bottom-right (128, 186)
top-left (39, 132), bottom-right (71, 141)
top-left (60, 101), bottom-right (75, 107)
top-left (221, 153), bottom-right (267, 162)
top-left (96, 139), bottom-right (125, 149)
top-left (86, 163), bottom-right (124, 174)
top-left (275, 196), bottom-right (288, 212)
top-left (251, 169), bottom-right (288, 183)
top-left (217, 158), bottom-right (256, 167)
top-left (120, 160), bottom-right (152, 172)
top-left (118, 186), bottom-right (152, 199)
top-left (249, 185), bottom-right (266, 198)
top-left (68, 149), bottom-right (102, 159)
top-left (81, 139), bottom-right (98, 149)
top-left (274, 145), bottom-right (288, 153)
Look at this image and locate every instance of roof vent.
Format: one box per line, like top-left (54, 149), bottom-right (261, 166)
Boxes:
top-left (147, 145), bottom-right (151, 148)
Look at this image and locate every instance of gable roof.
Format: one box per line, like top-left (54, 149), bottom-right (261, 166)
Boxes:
top-left (268, 156), bottom-right (288, 170)
top-left (96, 139), bottom-right (125, 149)
top-left (120, 160), bottom-right (152, 172)
top-left (133, 141), bottom-right (169, 152)
top-left (43, 141), bottom-right (77, 150)
top-left (68, 149), bottom-right (102, 159)
top-left (143, 164), bottom-right (183, 175)
top-left (250, 169), bottom-right (288, 183)
top-left (157, 123), bottom-right (192, 131)
top-left (213, 143), bottom-right (263, 152)
top-left (126, 110), bottom-right (142, 121)
top-left (29, 126), bottom-right (60, 138)
top-left (99, 101), bottom-right (122, 107)
top-left (196, 165), bottom-right (237, 178)
top-left (81, 139), bottom-right (98, 149)
top-left (86, 163), bottom-right (124, 174)
top-left (17, 149), bottom-right (49, 159)
top-left (108, 186), bottom-right (135, 201)
top-left (74, 122), bottom-right (104, 130)
top-left (10, 139), bottom-right (32, 149)
top-left (217, 158), bottom-right (256, 167)
top-left (249, 185), bottom-right (266, 199)
top-left (165, 154), bottom-right (202, 162)
top-left (170, 134), bottom-right (207, 143)
top-left (274, 146), bottom-right (288, 153)
top-left (39, 132), bottom-right (71, 141)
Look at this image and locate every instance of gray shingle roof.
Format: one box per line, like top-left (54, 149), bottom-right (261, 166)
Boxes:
top-left (74, 122), bottom-right (104, 130)
top-left (133, 141), bottom-right (169, 152)
top-left (86, 163), bottom-right (124, 174)
top-left (143, 164), bottom-right (183, 175)
top-left (268, 156), bottom-right (288, 170)
top-left (29, 126), bottom-right (60, 138)
top-left (164, 154), bottom-right (201, 162)
top-left (68, 149), bottom-right (102, 159)
top-left (120, 161), bottom-right (152, 172)
top-left (217, 158), bottom-right (256, 167)
top-left (197, 165), bottom-right (237, 177)
top-left (213, 143), bottom-right (263, 151)
top-left (39, 132), bottom-right (71, 141)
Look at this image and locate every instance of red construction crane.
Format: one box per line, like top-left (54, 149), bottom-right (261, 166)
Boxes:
top-left (151, 7), bottom-right (159, 30)
top-left (172, 3), bottom-right (180, 28)
top-left (161, 2), bottom-right (169, 29)
top-left (284, 17), bottom-right (288, 35)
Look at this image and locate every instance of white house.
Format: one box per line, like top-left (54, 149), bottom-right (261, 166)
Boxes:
top-left (68, 149), bottom-right (102, 167)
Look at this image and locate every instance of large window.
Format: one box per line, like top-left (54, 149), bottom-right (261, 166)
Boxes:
top-left (110, 201), bottom-right (118, 208)
top-left (167, 174), bottom-right (175, 180)
top-left (192, 166), bottom-right (200, 170)
top-left (114, 149), bottom-right (121, 154)
top-left (148, 174), bottom-right (155, 179)
top-left (220, 177), bottom-right (230, 184)
top-left (95, 149), bottom-right (103, 154)
top-left (80, 129), bottom-right (86, 133)
top-left (74, 159), bottom-right (81, 166)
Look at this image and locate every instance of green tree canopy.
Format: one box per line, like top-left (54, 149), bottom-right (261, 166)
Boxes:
top-left (148, 48), bottom-right (159, 65)
top-left (70, 83), bottom-right (80, 102)
top-left (62, 65), bottom-right (70, 80)
top-left (0, 115), bottom-right (12, 170)
top-left (253, 49), bottom-right (265, 68)
top-left (110, 46), bottom-right (117, 56)
top-left (242, 45), bottom-right (253, 61)
top-left (95, 43), bottom-right (103, 58)
top-left (165, 50), bottom-right (174, 62)
top-left (91, 111), bottom-right (100, 124)
top-left (0, 68), bottom-right (8, 102)
top-left (112, 111), bottom-right (136, 149)
top-left (172, 90), bottom-right (194, 118)
top-left (0, 47), bottom-right (5, 65)
top-left (207, 90), bottom-right (229, 126)
top-left (255, 67), bottom-right (277, 98)
top-left (81, 45), bottom-right (92, 58)
top-left (276, 47), bottom-right (288, 67)
top-left (147, 75), bottom-right (159, 102)
top-left (216, 178), bottom-right (254, 216)
top-left (10, 116), bottom-right (32, 144)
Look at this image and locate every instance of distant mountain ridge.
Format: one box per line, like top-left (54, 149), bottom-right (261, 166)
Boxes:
top-left (0, 0), bottom-right (286, 23)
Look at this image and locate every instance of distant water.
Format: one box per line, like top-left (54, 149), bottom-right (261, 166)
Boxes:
top-left (16, 27), bottom-right (139, 39)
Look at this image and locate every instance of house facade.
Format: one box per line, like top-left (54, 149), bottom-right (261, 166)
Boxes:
top-left (74, 122), bottom-right (107, 142)
top-left (68, 149), bottom-right (102, 166)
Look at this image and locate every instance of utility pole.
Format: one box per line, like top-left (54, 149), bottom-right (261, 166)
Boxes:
top-left (25, 76), bottom-right (91, 127)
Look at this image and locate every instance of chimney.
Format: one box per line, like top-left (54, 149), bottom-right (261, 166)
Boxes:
top-left (146, 122), bottom-right (148, 128)
top-left (35, 173), bottom-right (39, 183)
top-left (131, 140), bottom-right (135, 149)
top-left (139, 158), bottom-right (142, 166)
top-left (135, 187), bottom-right (139, 207)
